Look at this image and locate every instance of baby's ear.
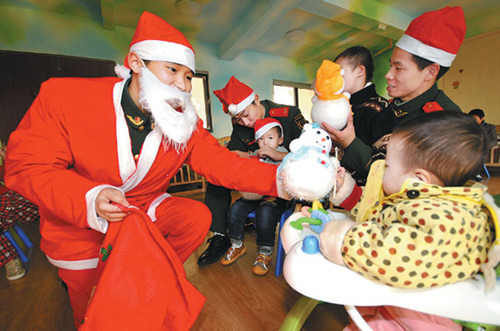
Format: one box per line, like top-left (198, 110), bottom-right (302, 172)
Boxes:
top-left (279, 136), bottom-right (285, 145)
top-left (414, 169), bottom-right (442, 185)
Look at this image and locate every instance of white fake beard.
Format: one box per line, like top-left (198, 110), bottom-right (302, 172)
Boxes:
top-left (138, 66), bottom-right (198, 152)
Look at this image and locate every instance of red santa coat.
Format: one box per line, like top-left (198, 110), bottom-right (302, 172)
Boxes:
top-left (5, 77), bottom-right (279, 269)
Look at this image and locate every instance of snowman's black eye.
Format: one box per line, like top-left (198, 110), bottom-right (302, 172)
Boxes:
top-left (326, 136), bottom-right (330, 140)
top-left (316, 130), bottom-right (321, 134)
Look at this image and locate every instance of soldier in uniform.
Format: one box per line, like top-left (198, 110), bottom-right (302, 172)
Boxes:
top-left (198, 76), bottom-right (307, 266)
top-left (325, 6), bottom-right (466, 180)
top-left (334, 46), bottom-right (393, 184)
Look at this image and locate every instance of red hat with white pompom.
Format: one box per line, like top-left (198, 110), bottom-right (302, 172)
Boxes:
top-left (115, 11), bottom-right (195, 79)
top-left (254, 118), bottom-right (283, 140)
top-left (213, 76), bottom-right (255, 116)
top-left (396, 6), bottom-right (466, 67)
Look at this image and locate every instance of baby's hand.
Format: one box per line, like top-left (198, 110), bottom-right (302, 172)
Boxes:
top-left (335, 166), bottom-right (346, 192)
top-left (319, 218), bottom-right (355, 265)
top-left (319, 221), bottom-right (341, 263)
top-left (257, 147), bottom-right (287, 161)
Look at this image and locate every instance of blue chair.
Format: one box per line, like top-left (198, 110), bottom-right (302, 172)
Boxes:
top-left (483, 164), bottom-right (491, 184)
top-left (3, 224), bottom-right (34, 264)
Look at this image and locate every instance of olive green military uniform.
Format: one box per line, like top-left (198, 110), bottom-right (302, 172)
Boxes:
top-left (205, 100), bottom-right (307, 234)
top-left (342, 84), bottom-right (461, 181)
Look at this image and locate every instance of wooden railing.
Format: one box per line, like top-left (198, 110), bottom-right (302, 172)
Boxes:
top-left (168, 164), bottom-right (206, 196)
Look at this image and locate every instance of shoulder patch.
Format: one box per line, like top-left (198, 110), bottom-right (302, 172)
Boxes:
top-left (422, 101), bottom-right (443, 113)
top-left (269, 107), bottom-right (289, 117)
top-left (360, 101), bottom-right (383, 112)
top-left (393, 109), bottom-right (407, 118)
top-left (294, 114), bottom-right (306, 130)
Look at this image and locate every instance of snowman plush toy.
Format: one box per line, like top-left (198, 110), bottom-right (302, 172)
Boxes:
top-left (278, 59), bottom-right (353, 252)
top-left (278, 59), bottom-right (351, 203)
top-left (278, 123), bottom-right (337, 202)
top-left (311, 59), bottom-right (351, 131)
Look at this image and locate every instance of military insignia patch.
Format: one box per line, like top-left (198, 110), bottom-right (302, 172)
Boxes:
top-left (294, 114), bottom-right (306, 130)
top-left (361, 101), bottom-right (383, 112)
top-left (423, 101), bottom-right (443, 113)
top-left (393, 109), bottom-right (407, 117)
top-left (269, 107), bottom-right (289, 117)
top-left (246, 139), bottom-right (256, 146)
top-left (126, 115), bottom-right (144, 126)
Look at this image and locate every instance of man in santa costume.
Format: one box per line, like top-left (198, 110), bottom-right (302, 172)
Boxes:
top-left (5, 11), bottom-right (286, 327)
top-left (325, 6), bottom-right (465, 179)
top-left (198, 76), bottom-right (307, 266)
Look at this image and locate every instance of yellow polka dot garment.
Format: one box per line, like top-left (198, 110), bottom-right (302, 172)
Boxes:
top-left (343, 160), bottom-right (494, 289)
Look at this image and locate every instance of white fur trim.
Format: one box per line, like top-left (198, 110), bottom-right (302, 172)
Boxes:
top-left (113, 82), bottom-right (162, 190)
top-left (331, 172), bottom-right (356, 206)
top-left (131, 40), bottom-right (195, 73)
top-left (255, 122), bottom-right (283, 140)
top-left (228, 92), bottom-right (255, 116)
top-left (114, 81), bottom-right (136, 182)
top-left (146, 193), bottom-right (171, 222)
top-left (114, 64), bottom-right (131, 80)
top-left (120, 126), bottom-right (162, 191)
top-left (276, 169), bottom-right (292, 201)
top-left (228, 104), bottom-right (238, 114)
top-left (396, 34), bottom-right (456, 67)
top-left (46, 255), bottom-right (99, 270)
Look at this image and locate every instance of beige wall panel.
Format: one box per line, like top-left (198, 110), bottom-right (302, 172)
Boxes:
top-left (441, 30), bottom-right (500, 125)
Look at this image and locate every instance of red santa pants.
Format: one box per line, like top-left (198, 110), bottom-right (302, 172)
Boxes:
top-left (58, 197), bottom-right (211, 327)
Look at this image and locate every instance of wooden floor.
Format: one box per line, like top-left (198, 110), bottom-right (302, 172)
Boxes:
top-left (1, 176), bottom-right (500, 330)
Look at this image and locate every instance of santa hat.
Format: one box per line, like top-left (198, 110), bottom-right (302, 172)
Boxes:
top-left (117, 11), bottom-right (195, 78)
top-left (213, 76), bottom-right (255, 116)
top-left (395, 6), bottom-right (466, 67)
top-left (254, 118), bottom-right (283, 140)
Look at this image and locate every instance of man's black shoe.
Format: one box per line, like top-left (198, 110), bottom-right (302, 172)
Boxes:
top-left (197, 235), bottom-right (231, 266)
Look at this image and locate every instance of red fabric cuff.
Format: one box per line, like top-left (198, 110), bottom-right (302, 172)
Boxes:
top-left (339, 184), bottom-right (362, 211)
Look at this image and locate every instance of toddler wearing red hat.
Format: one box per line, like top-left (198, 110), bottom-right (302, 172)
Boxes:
top-left (222, 117), bottom-right (289, 276)
top-left (198, 76), bottom-right (307, 267)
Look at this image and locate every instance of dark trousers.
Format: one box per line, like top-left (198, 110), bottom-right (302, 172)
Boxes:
top-left (227, 197), bottom-right (286, 247)
top-left (203, 183), bottom-right (232, 234)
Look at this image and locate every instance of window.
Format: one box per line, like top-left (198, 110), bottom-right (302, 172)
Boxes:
top-left (272, 80), bottom-right (314, 122)
top-left (191, 71), bottom-right (213, 131)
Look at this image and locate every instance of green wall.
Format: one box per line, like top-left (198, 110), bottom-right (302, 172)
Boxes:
top-left (372, 49), bottom-right (391, 99)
